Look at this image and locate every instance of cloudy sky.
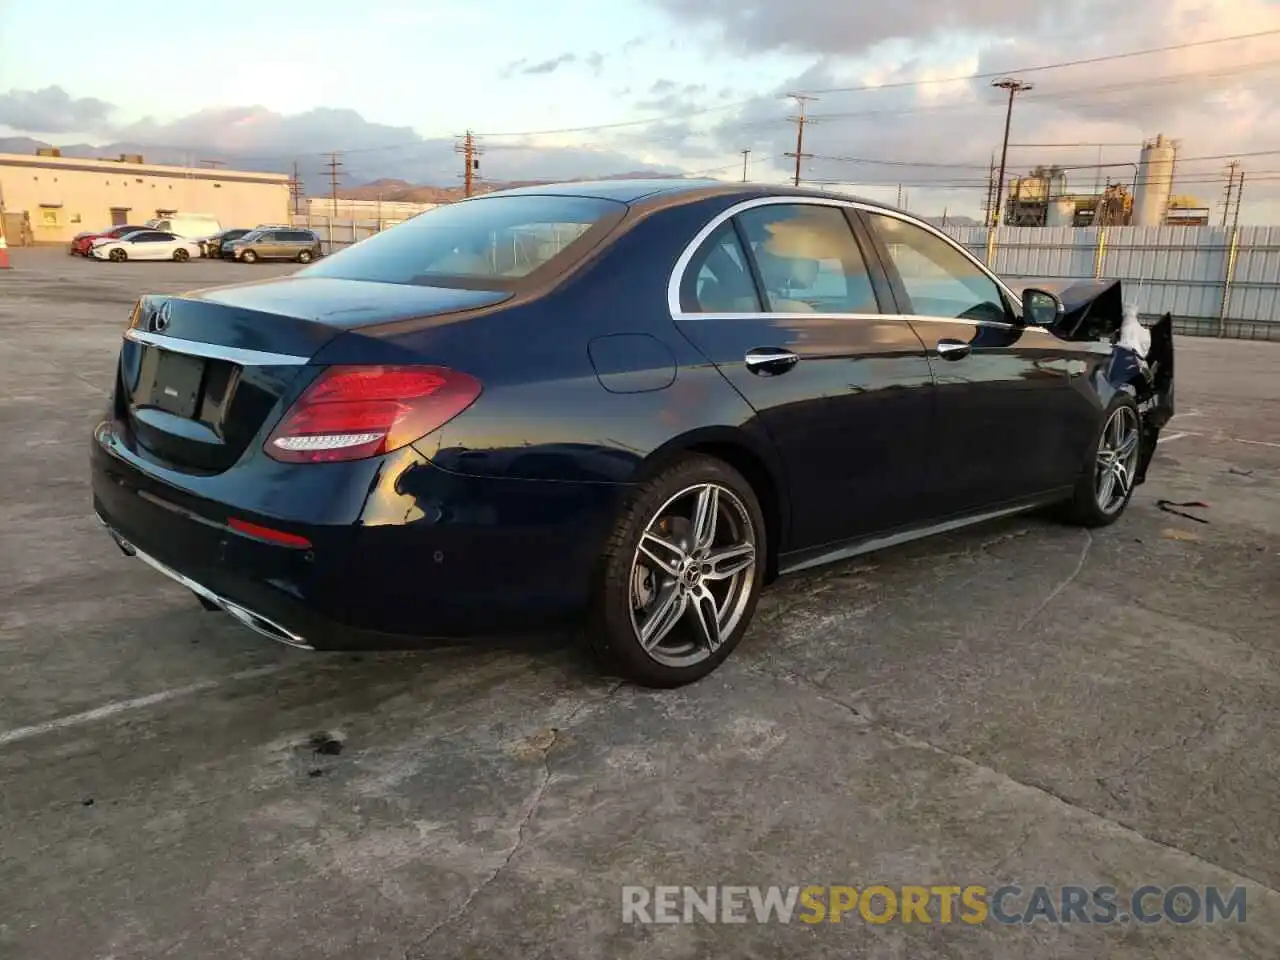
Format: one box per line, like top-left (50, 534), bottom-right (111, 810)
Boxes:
top-left (2, 0), bottom-right (1279, 220)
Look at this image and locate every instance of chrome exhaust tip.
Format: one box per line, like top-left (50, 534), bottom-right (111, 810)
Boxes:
top-left (99, 518), bottom-right (314, 651)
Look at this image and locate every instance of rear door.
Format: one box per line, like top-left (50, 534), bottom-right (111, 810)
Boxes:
top-left (859, 209), bottom-right (1084, 514)
top-left (672, 199), bottom-right (935, 552)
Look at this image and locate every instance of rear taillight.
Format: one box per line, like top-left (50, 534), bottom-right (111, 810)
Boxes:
top-left (264, 365), bottom-right (481, 464)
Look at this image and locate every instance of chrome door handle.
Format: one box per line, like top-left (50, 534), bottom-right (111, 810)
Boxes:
top-left (744, 347), bottom-right (800, 376)
top-left (936, 339), bottom-right (971, 361)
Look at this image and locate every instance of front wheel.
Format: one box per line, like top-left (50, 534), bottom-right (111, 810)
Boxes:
top-left (173, 247), bottom-right (190, 262)
top-left (108, 248), bottom-right (127, 262)
top-left (586, 455), bottom-right (766, 687)
top-left (1059, 395), bottom-right (1142, 527)
top-left (240, 250), bottom-right (258, 263)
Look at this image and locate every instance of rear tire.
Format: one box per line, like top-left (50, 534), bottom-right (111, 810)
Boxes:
top-left (297, 250), bottom-right (313, 263)
top-left (1058, 394), bottom-right (1142, 528)
top-left (241, 250), bottom-right (258, 263)
top-left (173, 247), bottom-right (190, 262)
top-left (585, 455), bottom-right (766, 688)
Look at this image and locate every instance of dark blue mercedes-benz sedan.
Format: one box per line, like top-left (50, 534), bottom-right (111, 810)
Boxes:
top-left (90, 179), bottom-right (1174, 687)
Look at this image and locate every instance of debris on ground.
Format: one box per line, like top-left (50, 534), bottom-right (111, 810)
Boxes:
top-left (1157, 500), bottom-right (1210, 524)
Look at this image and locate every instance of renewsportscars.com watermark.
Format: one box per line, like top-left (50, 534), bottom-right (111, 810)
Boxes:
top-left (622, 884), bottom-right (1248, 926)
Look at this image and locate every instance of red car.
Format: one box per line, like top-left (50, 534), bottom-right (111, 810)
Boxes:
top-left (70, 225), bottom-right (149, 256)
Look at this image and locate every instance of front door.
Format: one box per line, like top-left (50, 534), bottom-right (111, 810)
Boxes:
top-left (859, 210), bottom-right (1084, 515)
top-left (672, 201), bottom-right (935, 553)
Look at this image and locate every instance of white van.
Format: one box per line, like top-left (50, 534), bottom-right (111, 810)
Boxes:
top-left (145, 213), bottom-right (222, 239)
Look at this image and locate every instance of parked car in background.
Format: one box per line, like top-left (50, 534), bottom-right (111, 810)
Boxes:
top-left (145, 214), bottom-right (221, 239)
top-left (70, 224), bottom-right (150, 256)
top-left (201, 228), bottom-right (254, 259)
top-left (91, 180), bottom-right (1174, 687)
top-left (90, 230), bottom-right (203, 262)
top-left (223, 227), bottom-right (322, 263)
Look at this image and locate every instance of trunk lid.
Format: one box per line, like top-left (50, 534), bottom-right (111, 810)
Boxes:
top-left (117, 276), bottom-right (510, 473)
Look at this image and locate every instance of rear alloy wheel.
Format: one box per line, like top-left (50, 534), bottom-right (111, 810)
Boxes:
top-left (1060, 395), bottom-right (1142, 527)
top-left (588, 456), bottom-right (765, 687)
top-left (173, 247), bottom-right (190, 262)
top-left (108, 248), bottom-right (127, 262)
top-left (297, 250), bottom-right (313, 263)
top-left (241, 250), bottom-right (258, 263)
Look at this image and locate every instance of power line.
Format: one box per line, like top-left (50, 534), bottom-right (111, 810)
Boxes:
top-left (800, 28), bottom-right (1280, 96)
top-left (468, 29), bottom-right (1280, 139)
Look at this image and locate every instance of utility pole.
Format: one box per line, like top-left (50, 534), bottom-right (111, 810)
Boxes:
top-left (455, 131), bottom-right (482, 198)
top-left (740, 149), bottom-right (751, 182)
top-left (896, 183), bottom-right (903, 208)
top-left (325, 152), bottom-right (343, 219)
top-left (783, 93), bottom-right (818, 187)
top-left (1232, 170), bottom-right (1245, 230)
top-left (289, 161), bottom-right (305, 217)
top-left (1221, 161), bottom-right (1240, 227)
top-left (984, 154), bottom-right (997, 227)
top-left (990, 78), bottom-right (1033, 228)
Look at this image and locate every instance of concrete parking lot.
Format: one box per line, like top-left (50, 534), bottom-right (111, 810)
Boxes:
top-left (1, 247), bottom-right (1278, 959)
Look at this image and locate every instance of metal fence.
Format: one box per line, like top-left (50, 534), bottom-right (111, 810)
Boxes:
top-left (943, 225), bottom-right (1280, 340)
top-left (291, 213), bottom-right (409, 255)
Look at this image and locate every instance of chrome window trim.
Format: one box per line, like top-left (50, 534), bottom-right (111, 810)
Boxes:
top-left (124, 328), bottom-right (311, 366)
top-left (666, 195), bottom-right (1024, 322)
top-left (674, 310), bottom-right (1065, 336)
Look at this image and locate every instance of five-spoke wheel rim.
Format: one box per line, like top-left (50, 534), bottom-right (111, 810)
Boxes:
top-left (628, 482), bottom-right (758, 667)
top-left (1096, 406), bottom-right (1140, 514)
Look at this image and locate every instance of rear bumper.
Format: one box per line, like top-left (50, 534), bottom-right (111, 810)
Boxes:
top-left (91, 419), bottom-right (628, 650)
top-left (98, 519), bottom-right (313, 649)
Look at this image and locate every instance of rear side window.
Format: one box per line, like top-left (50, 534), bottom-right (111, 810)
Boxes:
top-left (736, 204), bottom-right (880, 314)
top-left (298, 194), bottom-right (626, 288)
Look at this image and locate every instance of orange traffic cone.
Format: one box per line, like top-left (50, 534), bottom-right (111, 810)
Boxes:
top-left (0, 233), bottom-right (10, 270)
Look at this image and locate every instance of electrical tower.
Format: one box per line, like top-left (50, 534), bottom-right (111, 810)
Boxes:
top-left (990, 78), bottom-right (1033, 227)
top-left (1221, 161), bottom-right (1241, 227)
top-left (783, 93), bottom-right (818, 187)
top-left (455, 131), bottom-right (483, 198)
top-left (325, 152), bottom-right (344, 218)
top-left (289, 161), bottom-right (305, 217)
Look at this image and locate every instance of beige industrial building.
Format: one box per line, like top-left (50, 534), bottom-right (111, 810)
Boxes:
top-left (0, 152), bottom-right (290, 244)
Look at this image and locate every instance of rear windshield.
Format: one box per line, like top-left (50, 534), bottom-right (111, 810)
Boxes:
top-left (298, 194), bottom-right (626, 289)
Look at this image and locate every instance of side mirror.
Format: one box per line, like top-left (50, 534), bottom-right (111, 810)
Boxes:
top-left (1022, 288), bottom-right (1062, 327)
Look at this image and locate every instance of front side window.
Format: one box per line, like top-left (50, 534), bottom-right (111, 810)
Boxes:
top-left (736, 204), bottom-right (879, 314)
top-left (865, 213), bottom-right (1008, 323)
top-left (299, 194), bottom-right (626, 288)
top-left (680, 222), bottom-right (761, 313)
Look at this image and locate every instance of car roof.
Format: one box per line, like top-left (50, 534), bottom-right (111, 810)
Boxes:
top-left (472, 177), bottom-right (898, 213)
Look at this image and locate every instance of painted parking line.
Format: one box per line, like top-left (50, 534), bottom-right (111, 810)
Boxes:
top-left (0, 664), bottom-right (290, 749)
top-left (1159, 430), bottom-right (1280, 450)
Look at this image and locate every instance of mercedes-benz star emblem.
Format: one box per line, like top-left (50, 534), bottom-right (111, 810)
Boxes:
top-left (152, 302), bottom-right (172, 333)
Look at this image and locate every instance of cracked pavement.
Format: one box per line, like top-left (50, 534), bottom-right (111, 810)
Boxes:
top-left (2, 250), bottom-right (1279, 958)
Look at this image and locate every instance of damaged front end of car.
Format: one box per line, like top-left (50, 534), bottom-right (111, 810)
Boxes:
top-left (1023, 278), bottom-right (1175, 486)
